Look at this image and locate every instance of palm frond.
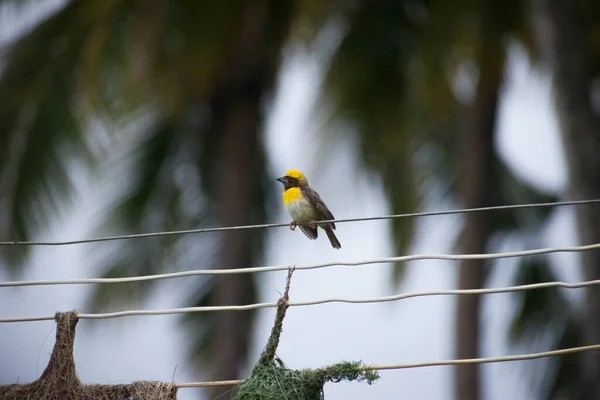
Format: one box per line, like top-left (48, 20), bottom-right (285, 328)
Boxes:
top-left (318, 0), bottom-right (424, 281)
top-left (86, 117), bottom-right (209, 310)
top-left (0, 1), bottom-right (92, 269)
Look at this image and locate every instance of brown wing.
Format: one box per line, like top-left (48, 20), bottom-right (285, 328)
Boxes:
top-left (299, 185), bottom-right (336, 229)
top-left (298, 224), bottom-right (318, 240)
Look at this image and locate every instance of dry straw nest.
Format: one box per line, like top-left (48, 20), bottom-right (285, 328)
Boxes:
top-left (0, 312), bottom-right (177, 400)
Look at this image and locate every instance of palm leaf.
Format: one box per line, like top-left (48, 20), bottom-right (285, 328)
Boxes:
top-left (0, 1), bottom-right (93, 269)
top-left (316, 0), bottom-right (424, 282)
top-left (86, 117), bottom-right (212, 310)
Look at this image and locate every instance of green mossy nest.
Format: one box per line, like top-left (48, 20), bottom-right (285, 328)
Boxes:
top-left (233, 359), bottom-right (379, 400)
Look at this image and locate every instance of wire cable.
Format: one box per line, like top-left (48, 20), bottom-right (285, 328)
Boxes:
top-left (3, 241), bottom-right (600, 287)
top-left (1, 198), bottom-right (598, 246)
top-left (2, 277), bottom-right (599, 323)
top-left (173, 343), bottom-right (600, 388)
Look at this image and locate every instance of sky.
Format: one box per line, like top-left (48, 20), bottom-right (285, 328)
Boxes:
top-left (0, 2), bottom-right (580, 400)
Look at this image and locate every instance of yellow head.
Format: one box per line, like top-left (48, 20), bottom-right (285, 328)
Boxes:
top-left (276, 169), bottom-right (308, 189)
top-left (284, 169), bottom-right (307, 183)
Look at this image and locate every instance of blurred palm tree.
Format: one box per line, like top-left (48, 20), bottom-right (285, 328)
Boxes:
top-left (0, 0), bottom-right (583, 399)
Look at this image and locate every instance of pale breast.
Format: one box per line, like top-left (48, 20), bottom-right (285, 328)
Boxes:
top-left (285, 196), bottom-right (316, 223)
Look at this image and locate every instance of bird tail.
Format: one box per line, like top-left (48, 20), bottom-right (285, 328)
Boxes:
top-left (325, 227), bottom-right (341, 249)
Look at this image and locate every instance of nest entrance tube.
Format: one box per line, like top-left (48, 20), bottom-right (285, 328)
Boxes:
top-left (0, 311), bottom-right (177, 400)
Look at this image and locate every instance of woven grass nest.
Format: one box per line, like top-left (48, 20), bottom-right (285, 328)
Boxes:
top-left (233, 359), bottom-right (379, 400)
top-left (233, 268), bottom-right (379, 399)
top-left (0, 312), bottom-right (177, 400)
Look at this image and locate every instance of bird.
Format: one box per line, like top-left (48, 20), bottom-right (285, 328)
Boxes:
top-left (276, 169), bottom-right (341, 249)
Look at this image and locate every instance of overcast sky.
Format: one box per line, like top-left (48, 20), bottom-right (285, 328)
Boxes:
top-left (0, 3), bottom-right (579, 400)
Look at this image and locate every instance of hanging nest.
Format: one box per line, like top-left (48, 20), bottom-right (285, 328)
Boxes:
top-left (0, 312), bottom-right (177, 400)
top-left (233, 267), bottom-right (380, 400)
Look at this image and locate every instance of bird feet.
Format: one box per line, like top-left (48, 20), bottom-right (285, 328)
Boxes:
top-left (289, 221), bottom-right (317, 230)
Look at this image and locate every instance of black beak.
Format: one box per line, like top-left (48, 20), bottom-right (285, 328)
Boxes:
top-left (276, 176), bottom-right (285, 183)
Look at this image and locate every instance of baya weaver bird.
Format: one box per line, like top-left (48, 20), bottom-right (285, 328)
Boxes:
top-left (276, 169), bottom-right (341, 249)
